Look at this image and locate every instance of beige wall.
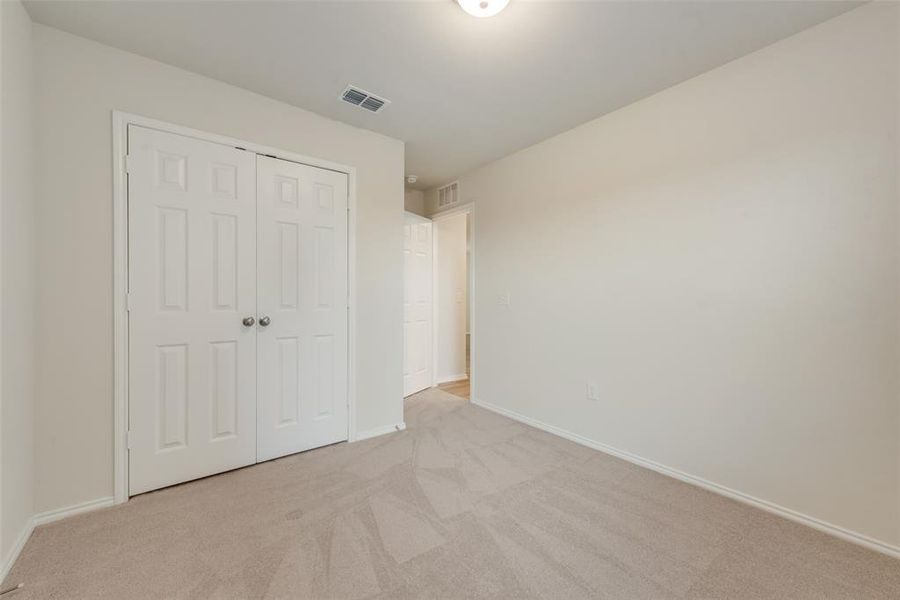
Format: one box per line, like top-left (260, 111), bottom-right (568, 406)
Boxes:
top-left (1, 0), bottom-right (36, 570)
top-left (33, 25), bottom-right (405, 514)
top-left (460, 4), bottom-right (900, 547)
top-left (423, 187), bottom-right (440, 217)
top-left (404, 189), bottom-right (425, 216)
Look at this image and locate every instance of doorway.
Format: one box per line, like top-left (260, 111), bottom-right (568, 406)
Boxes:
top-left (402, 204), bottom-right (473, 402)
top-left (433, 210), bottom-right (470, 400)
top-left (122, 120), bottom-right (352, 496)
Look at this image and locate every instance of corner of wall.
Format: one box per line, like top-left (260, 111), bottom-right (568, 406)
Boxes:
top-left (0, 0), bottom-right (37, 583)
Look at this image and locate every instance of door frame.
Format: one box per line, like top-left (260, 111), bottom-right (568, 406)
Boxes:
top-left (430, 203), bottom-right (474, 394)
top-left (112, 111), bottom-right (358, 504)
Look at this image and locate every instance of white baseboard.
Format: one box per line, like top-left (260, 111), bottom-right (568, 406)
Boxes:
top-left (436, 373), bottom-right (468, 384)
top-left (1, 495), bottom-right (116, 583)
top-left (1, 518), bottom-right (34, 584)
top-left (33, 496), bottom-right (115, 527)
top-left (352, 422), bottom-right (406, 442)
top-left (471, 397), bottom-right (900, 560)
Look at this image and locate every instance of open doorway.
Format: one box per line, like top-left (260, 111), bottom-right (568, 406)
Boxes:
top-left (402, 205), bottom-right (473, 401)
top-left (433, 208), bottom-right (471, 400)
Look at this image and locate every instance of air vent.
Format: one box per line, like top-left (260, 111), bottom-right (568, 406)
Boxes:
top-left (341, 87), bottom-right (367, 106)
top-left (340, 85), bottom-right (390, 113)
top-left (437, 182), bottom-right (459, 209)
top-left (360, 96), bottom-right (386, 112)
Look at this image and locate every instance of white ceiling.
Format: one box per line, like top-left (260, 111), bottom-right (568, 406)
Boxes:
top-left (24, 0), bottom-right (860, 190)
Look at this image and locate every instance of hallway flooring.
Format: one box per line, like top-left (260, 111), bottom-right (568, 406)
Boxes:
top-left (437, 378), bottom-right (469, 399)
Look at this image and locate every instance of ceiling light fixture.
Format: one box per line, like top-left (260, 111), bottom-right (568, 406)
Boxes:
top-left (457, 0), bottom-right (509, 18)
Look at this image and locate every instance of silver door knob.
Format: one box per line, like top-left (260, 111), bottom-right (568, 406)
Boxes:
top-left (242, 316), bottom-right (255, 327)
top-left (259, 316), bottom-right (271, 327)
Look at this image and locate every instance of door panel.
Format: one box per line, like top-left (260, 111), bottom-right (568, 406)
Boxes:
top-left (128, 125), bottom-right (257, 495)
top-left (256, 156), bottom-right (349, 462)
top-left (403, 216), bottom-right (433, 396)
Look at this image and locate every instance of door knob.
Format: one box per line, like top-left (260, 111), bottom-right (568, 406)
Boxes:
top-left (259, 316), bottom-right (271, 327)
top-left (242, 316), bottom-right (255, 327)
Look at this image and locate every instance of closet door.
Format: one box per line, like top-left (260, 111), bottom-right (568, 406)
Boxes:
top-left (256, 156), bottom-right (349, 461)
top-left (128, 126), bottom-right (257, 495)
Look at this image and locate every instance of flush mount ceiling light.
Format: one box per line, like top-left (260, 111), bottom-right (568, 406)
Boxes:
top-left (457, 0), bottom-right (510, 18)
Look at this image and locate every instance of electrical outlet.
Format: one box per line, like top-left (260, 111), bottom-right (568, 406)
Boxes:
top-left (586, 382), bottom-right (600, 401)
top-left (498, 292), bottom-right (510, 307)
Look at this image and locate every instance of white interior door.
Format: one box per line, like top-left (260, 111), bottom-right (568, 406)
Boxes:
top-left (256, 156), bottom-right (349, 462)
top-left (128, 125), bottom-right (257, 495)
top-left (403, 214), bottom-right (433, 396)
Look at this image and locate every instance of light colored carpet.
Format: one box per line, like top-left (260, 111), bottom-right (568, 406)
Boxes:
top-left (4, 388), bottom-right (899, 599)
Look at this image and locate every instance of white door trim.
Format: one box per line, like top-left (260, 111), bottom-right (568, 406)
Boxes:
top-left (112, 111), bottom-right (358, 504)
top-left (430, 203), bottom-right (474, 396)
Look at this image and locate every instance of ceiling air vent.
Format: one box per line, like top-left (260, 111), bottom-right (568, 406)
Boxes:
top-left (437, 182), bottom-right (459, 209)
top-left (340, 85), bottom-right (390, 113)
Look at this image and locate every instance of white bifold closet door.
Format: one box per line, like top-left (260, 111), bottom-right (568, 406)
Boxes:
top-left (403, 214), bottom-right (433, 397)
top-left (128, 127), bottom-right (349, 495)
top-left (256, 156), bottom-right (349, 462)
top-left (128, 125), bottom-right (258, 495)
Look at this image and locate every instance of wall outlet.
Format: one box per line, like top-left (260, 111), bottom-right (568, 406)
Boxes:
top-left (497, 292), bottom-right (511, 307)
top-left (586, 382), bottom-right (600, 401)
